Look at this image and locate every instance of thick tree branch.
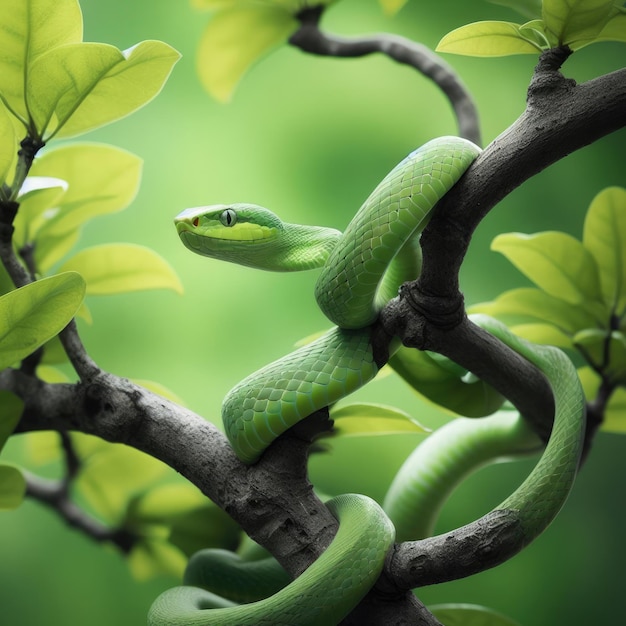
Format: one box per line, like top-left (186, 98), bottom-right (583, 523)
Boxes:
top-left (289, 7), bottom-right (481, 145)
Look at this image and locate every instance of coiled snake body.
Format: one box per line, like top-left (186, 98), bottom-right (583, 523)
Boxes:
top-left (149, 137), bottom-right (585, 625)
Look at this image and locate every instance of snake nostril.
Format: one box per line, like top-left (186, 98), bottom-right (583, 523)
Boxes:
top-left (192, 217), bottom-right (199, 227)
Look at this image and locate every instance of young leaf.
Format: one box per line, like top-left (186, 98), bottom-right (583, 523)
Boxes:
top-left (27, 40), bottom-right (180, 140)
top-left (197, 5), bottom-right (299, 102)
top-left (491, 231), bottom-right (604, 306)
top-left (436, 21), bottom-right (542, 56)
top-left (330, 402), bottom-right (429, 437)
top-left (430, 603), bottom-right (521, 626)
top-left (0, 0), bottom-right (82, 123)
top-left (29, 143), bottom-right (142, 239)
top-left (0, 272), bottom-right (85, 370)
top-left (58, 244), bottom-right (183, 295)
top-left (0, 465), bottom-right (26, 510)
top-left (582, 187), bottom-right (626, 316)
top-left (542, 0), bottom-right (615, 46)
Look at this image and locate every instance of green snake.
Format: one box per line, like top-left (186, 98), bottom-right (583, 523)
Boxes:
top-left (150, 137), bottom-right (586, 625)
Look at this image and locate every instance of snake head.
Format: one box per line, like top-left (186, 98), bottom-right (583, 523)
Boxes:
top-left (175, 203), bottom-right (286, 269)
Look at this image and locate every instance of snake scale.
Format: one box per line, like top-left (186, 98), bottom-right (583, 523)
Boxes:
top-left (149, 137), bottom-right (585, 625)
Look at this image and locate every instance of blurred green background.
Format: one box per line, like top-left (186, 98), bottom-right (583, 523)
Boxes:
top-left (1, 0), bottom-right (625, 624)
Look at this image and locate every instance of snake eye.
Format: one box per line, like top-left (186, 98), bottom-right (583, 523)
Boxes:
top-left (220, 209), bottom-right (237, 227)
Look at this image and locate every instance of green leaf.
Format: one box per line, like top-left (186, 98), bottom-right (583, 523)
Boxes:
top-left (27, 40), bottom-right (180, 140)
top-left (0, 391), bottom-right (24, 448)
top-left (491, 231), bottom-right (604, 306)
top-left (0, 272), bottom-right (85, 369)
top-left (436, 21), bottom-right (542, 56)
top-left (0, 464), bottom-right (26, 510)
top-left (58, 244), bottom-right (183, 295)
top-left (430, 603), bottom-right (521, 626)
top-left (330, 402), bottom-right (429, 437)
top-left (542, 0), bottom-right (616, 46)
top-left (470, 287), bottom-right (603, 335)
top-left (0, 104), bottom-right (18, 185)
top-left (389, 347), bottom-right (505, 418)
top-left (578, 366), bottom-right (626, 433)
top-left (197, 5), bottom-right (299, 102)
top-left (53, 40), bottom-right (181, 139)
top-left (0, 0), bottom-right (82, 123)
top-left (487, 0), bottom-right (543, 20)
top-left (583, 187), bottom-right (626, 316)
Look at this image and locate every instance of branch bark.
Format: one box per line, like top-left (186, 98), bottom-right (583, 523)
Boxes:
top-left (289, 6), bottom-right (481, 145)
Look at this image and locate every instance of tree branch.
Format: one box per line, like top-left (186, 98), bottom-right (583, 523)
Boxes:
top-left (289, 7), bottom-right (481, 145)
top-left (24, 471), bottom-right (137, 552)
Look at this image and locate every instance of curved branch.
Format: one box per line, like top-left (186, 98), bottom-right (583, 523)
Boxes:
top-left (289, 7), bottom-right (481, 145)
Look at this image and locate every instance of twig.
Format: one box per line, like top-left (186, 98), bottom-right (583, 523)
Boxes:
top-left (289, 7), bottom-right (481, 145)
top-left (24, 471), bottom-right (136, 552)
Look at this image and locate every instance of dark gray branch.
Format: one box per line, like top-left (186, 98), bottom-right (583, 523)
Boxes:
top-left (289, 7), bottom-right (481, 145)
top-left (388, 510), bottom-right (527, 589)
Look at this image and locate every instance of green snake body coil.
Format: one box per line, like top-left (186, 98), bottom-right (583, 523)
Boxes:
top-left (154, 136), bottom-right (586, 626)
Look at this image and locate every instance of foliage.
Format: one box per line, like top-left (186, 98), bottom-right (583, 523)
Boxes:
top-left (438, 0), bottom-right (626, 56)
top-left (471, 187), bottom-right (626, 431)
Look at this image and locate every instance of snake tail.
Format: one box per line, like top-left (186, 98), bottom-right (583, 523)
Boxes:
top-left (222, 326), bottom-right (377, 463)
top-left (148, 494), bottom-right (395, 626)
